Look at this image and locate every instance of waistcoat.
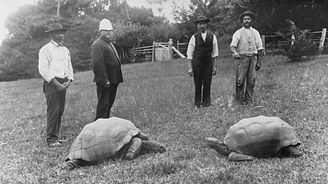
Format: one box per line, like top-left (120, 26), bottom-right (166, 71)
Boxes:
top-left (237, 28), bottom-right (257, 55)
top-left (193, 32), bottom-right (213, 63)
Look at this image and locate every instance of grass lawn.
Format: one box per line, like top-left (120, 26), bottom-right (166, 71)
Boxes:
top-left (0, 53), bottom-right (328, 183)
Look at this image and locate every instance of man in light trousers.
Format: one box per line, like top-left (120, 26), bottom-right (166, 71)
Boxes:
top-left (230, 11), bottom-right (264, 105)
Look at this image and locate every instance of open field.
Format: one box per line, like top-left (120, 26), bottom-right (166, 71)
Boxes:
top-left (1, 53), bottom-right (328, 183)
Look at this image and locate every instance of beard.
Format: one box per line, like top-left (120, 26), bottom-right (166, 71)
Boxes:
top-left (243, 22), bottom-right (251, 28)
top-left (52, 36), bottom-right (64, 45)
top-left (101, 35), bottom-right (112, 43)
top-left (200, 27), bottom-right (206, 33)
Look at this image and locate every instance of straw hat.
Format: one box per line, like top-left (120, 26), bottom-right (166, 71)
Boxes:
top-left (45, 23), bottom-right (66, 33)
top-left (194, 15), bottom-right (210, 24)
top-left (239, 11), bottom-right (256, 21)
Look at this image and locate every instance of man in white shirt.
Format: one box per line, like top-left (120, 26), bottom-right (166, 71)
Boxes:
top-left (230, 11), bottom-right (264, 105)
top-left (38, 23), bottom-right (74, 147)
top-left (187, 15), bottom-right (219, 108)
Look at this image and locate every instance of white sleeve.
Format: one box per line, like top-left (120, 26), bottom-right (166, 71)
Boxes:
top-left (186, 35), bottom-right (195, 60)
top-left (38, 47), bottom-right (54, 83)
top-left (254, 30), bottom-right (264, 50)
top-left (212, 34), bottom-right (219, 58)
top-left (230, 30), bottom-right (240, 48)
top-left (66, 49), bottom-right (74, 81)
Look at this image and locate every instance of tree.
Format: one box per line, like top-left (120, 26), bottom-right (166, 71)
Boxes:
top-left (0, 4), bottom-right (52, 80)
top-left (230, 0), bottom-right (328, 34)
top-left (0, 0), bottom-right (181, 81)
top-left (173, 0), bottom-right (236, 41)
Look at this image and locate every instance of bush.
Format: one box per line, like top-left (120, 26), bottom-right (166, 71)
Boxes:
top-left (282, 25), bottom-right (318, 62)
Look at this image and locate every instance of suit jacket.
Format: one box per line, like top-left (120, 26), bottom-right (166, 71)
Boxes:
top-left (91, 37), bottom-right (123, 85)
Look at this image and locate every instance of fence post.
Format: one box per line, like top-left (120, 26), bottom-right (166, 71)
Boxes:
top-left (152, 41), bottom-right (156, 62)
top-left (168, 38), bottom-right (173, 60)
top-left (319, 28), bottom-right (327, 54)
top-left (177, 41), bottom-right (180, 51)
top-left (261, 35), bottom-right (266, 55)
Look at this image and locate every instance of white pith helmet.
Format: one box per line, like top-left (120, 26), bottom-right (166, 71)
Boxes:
top-left (99, 18), bottom-right (113, 31)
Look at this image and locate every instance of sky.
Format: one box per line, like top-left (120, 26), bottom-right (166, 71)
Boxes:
top-left (0, 0), bottom-right (190, 44)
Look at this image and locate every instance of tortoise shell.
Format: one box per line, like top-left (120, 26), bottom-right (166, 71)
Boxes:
top-left (67, 117), bottom-right (140, 162)
top-left (224, 116), bottom-right (301, 157)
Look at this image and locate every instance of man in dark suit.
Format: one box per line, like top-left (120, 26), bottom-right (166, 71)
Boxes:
top-left (187, 15), bottom-right (219, 108)
top-left (91, 18), bottom-right (123, 120)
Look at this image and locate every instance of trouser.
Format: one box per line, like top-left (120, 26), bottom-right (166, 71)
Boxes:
top-left (235, 55), bottom-right (256, 103)
top-left (192, 62), bottom-right (213, 106)
top-left (95, 83), bottom-right (119, 120)
top-left (43, 77), bottom-right (68, 143)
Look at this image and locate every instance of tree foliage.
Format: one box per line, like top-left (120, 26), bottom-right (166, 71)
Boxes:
top-left (0, 0), bottom-right (178, 81)
top-left (2, 0), bottom-right (328, 81)
top-left (229, 0), bottom-right (328, 34)
top-left (173, 0), bottom-right (237, 41)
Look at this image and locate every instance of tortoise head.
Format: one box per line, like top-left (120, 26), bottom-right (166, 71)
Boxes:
top-left (205, 137), bottom-right (230, 156)
top-left (141, 140), bottom-right (166, 153)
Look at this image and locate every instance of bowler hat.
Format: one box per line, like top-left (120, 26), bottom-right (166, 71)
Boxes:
top-left (194, 15), bottom-right (210, 24)
top-left (239, 11), bottom-right (256, 21)
top-left (45, 23), bottom-right (66, 33)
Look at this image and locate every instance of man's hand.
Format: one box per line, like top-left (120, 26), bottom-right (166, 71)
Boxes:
top-left (212, 68), bottom-right (217, 76)
top-left (62, 80), bottom-right (72, 89)
top-left (255, 61), bottom-right (261, 71)
top-left (104, 81), bottom-right (110, 88)
top-left (188, 68), bottom-right (193, 77)
top-left (52, 79), bottom-right (66, 92)
top-left (232, 52), bottom-right (240, 59)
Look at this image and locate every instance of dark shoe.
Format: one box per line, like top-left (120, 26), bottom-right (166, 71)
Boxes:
top-left (203, 103), bottom-right (211, 107)
top-left (194, 105), bottom-right (201, 109)
top-left (125, 138), bottom-right (142, 160)
top-left (194, 103), bottom-right (201, 109)
top-left (48, 141), bottom-right (62, 147)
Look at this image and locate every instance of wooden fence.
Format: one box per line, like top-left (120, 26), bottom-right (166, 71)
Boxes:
top-left (263, 28), bottom-right (327, 54)
top-left (129, 28), bottom-right (327, 62)
top-left (129, 39), bottom-right (188, 63)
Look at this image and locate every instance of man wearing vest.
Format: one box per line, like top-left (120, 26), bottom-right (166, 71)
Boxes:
top-left (91, 18), bottom-right (123, 120)
top-left (187, 15), bottom-right (219, 108)
top-left (230, 11), bottom-right (264, 105)
top-left (38, 23), bottom-right (74, 147)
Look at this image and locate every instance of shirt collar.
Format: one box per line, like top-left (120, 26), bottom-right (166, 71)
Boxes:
top-left (243, 27), bottom-right (253, 30)
top-left (50, 40), bottom-right (62, 47)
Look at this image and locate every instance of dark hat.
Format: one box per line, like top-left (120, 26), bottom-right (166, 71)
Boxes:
top-left (45, 23), bottom-right (66, 33)
top-left (239, 11), bottom-right (256, 21)
top-left (194, 15), bottom-right (210, 24)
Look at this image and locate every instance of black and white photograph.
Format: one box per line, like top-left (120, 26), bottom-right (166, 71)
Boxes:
top-left (0, 0), bottom-right (327, 183)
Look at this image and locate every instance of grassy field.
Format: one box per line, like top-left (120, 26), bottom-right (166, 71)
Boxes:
top-left (1, 52), bottom-right (328, 183)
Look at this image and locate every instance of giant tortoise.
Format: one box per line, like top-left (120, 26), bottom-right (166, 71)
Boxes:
top-left (205, 115), bottom-right (302, 161)
top-left (60, 117), bottom-right (166, 170)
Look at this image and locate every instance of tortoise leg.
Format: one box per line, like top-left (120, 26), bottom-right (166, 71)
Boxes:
top-left (125, 137), bottom-right (142, 160)
top-left (205, 137), bottom-right (230, 156)
top-left (141, 140), bottom-right (166, 154)
top-left (137, 132), bottom-right (149, 140)
top-left (283, 146), bottom-right (303, 157)
top-left (228, 152), bottom-right (254, 161)
top-left (60, 159), bottom-right (85, 171)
